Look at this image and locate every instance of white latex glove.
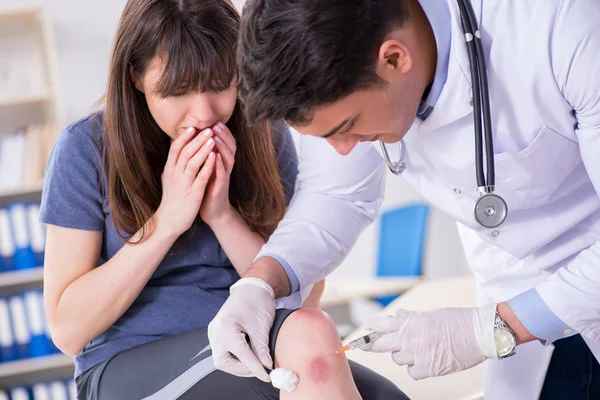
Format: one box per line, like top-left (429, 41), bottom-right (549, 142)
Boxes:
top-left (363, 304), bottom-right (498, 380)
top-left (208, 278), bottom-right (276, 382)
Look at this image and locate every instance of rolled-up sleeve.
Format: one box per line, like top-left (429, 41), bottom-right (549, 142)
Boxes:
top-left (258, 134), bottom-right (386, 306)
top-left (508, 288), bottom-right (577, 344)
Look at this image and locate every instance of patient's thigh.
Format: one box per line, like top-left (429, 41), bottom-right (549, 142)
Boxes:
top-left (180, 369), bottom-right (278, 400)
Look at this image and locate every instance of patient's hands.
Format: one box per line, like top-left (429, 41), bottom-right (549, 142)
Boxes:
top-left (199, 122), bottom-right (235, 227)
top-left (363, 305), bottom-right (498, 380)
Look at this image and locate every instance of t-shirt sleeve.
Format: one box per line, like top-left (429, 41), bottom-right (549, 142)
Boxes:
top-left (39, 124), bottom-right (105, 231)
top-left (270, 120), bottom-right (299, 205)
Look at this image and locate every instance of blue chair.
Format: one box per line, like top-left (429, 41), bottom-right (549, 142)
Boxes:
top-left (375, 203), bottom-right (429, 306)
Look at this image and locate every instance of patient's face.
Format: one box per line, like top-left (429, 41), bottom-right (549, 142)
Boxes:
top-left (136, 56), bottom-right (238, 139)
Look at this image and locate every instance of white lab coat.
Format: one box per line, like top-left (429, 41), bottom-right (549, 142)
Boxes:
top-left (261, 0), bottom-right (600, 398)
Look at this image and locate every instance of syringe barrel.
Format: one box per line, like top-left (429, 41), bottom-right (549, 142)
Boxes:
top-left (349, 332), bottom-right (380, 350)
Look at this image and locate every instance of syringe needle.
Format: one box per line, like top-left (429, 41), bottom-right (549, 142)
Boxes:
top-left (334, 344), bottom-right (350, 354)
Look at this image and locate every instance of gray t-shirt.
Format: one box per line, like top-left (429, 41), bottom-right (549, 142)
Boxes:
top-left (39, 113), bottom-right (298, 377)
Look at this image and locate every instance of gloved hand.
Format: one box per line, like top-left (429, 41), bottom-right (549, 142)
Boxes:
top-left (363, 304), bottom-right (498, 380)
top-left (208, 278), bottom-right (276, 382)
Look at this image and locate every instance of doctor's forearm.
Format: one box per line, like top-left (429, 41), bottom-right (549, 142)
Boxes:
top-left (243, 256), bottom-right (291, 298)
top-left (497, 302), bottom-right (537, 345)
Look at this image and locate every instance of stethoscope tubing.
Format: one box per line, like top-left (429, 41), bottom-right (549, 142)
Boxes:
top-left (456, 0), bottom-right (495, 188)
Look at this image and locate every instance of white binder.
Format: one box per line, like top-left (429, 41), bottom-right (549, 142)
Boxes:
top-left (9, 295), bottom-right (31, 358)
top-left (49, 380), bottom-right (69, 400)
top-left (32, 383), bottom-right (51, 400)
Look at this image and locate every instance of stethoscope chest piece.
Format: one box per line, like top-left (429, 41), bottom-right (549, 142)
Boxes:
top-left (380, 140), bottom-right (407, 175)
top-left (474, 193), bottom-right (507, 228)
top-left (389, 160), bottom-right (406, 175)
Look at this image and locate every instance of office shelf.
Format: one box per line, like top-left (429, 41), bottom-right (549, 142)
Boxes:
top-left (0, 182), bottom-right (44, 206)
top-left (0, 6), bottom-right (69, 392)
top-left (0, 354), bottom-right (73, 388)
top-left (0, 7), bottom-right (41, 20)
top-left (0, 93), bottom-right (50, 108)
top-left (0, 267), bottom-right (44, 296)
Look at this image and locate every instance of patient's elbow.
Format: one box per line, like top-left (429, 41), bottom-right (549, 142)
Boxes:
top-left (50, 323), bottom-right (85, 356)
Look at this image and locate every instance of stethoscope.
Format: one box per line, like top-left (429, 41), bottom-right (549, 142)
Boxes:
top-left (380, 0), bottom-right (508, 229)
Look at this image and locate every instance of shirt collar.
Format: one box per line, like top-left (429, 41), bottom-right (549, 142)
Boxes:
top-left (416, 0), bottom-right (452, 120)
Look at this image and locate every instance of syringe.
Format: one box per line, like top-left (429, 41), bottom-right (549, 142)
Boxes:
top-left (335, 332), bottom-right (381, 354)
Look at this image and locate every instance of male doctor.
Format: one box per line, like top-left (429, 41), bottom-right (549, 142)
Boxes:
top-left (208, 0), bottom-right (600, 398)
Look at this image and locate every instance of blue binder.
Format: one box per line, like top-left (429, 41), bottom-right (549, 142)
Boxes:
top-left (0, 208), bottom-right (15, 272)
top-left (24, 290), bottom-right (51, 357)
top-left (41, 294), bottom-right (59, 354)
top-left (8, 203), bottom-right (37, 270)
top-left (0, 298), bottom-right (16, 362)
top-left (26, 203), bottom-right (46, 267)
top-left (32, 382), bottom-right (51, 400)
top-left (8, 295), bottom-right (31, 360)
top-left (48, 381), bottom-right (69, 400)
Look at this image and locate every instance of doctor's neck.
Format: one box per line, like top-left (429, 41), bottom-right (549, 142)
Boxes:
top-left (406, 0), bottom-right (438, 94)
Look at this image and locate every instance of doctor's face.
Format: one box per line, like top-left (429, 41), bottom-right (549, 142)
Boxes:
top-left (290, 80), bottom-right (424, 156)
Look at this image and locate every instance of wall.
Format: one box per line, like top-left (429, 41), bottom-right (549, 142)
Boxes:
top-left (0, 0), bottom-right (469, 279)
top-left (329, 169), bottom-right (470, 280)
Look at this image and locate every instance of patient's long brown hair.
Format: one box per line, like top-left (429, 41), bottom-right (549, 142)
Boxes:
top-left (102, 0), bottom-right (286, 241)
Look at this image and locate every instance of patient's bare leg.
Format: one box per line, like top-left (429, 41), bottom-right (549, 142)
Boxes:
top-left (274, 308), bottom-right (362, 400)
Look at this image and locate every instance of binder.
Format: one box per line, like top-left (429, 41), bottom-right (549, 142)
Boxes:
top-left (0, 208), bottom-right (15, 272)
top-left (24, 290), bottom-right (51, 357)
top-left (9, 387), bottom-right (30, 400)
top-left (0, 389), bottom-right (8, 400)
top-left (8, 295), bottom-right (31, 359)
top-left (67, 380), bottom-right (77, 400)
top-left (0, 298), bottom-right (16, 362)
top-left (27, 204), bottom-right (46, 267)
top-left (32, 383), bottom-right (51, 400)
top-left (41, 293), bottom-right (59, 354)
top-left (49, 381), bottom-right (69, 400)
top-left (8, 203), bottom-right (37, 270)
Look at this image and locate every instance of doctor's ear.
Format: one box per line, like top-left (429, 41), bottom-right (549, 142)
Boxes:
top-left (377, 39), bottom-right (413, 78)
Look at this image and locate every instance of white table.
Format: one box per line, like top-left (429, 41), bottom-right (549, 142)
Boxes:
top-left (345, 276), bottom-right (484, 400)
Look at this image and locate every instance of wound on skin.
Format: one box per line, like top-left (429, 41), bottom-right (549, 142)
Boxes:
top-left (306, 356), bottom-right (331, 383)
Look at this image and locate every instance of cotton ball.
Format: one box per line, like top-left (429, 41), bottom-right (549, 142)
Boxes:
top-left (270, 368), bottom-right (299, 392)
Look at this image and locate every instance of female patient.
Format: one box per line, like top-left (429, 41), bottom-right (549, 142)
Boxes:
top-left (41, 0), bottom-right (407, 398)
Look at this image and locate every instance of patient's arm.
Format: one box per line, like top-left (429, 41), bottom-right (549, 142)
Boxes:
top-left (273, 308), bottom-right (362, 400)
top-left (301, 280), bottom-right (325, 308)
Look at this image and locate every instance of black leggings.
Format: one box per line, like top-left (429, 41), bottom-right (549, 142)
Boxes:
top-left (76, 309), bottom-right (409, 400)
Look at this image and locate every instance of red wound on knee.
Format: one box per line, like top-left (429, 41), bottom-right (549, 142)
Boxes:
top-left (306, 356), bottom-right (331, 383)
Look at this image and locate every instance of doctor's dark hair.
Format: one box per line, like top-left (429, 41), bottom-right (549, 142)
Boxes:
top-left (100, 0), bottom-right (287, 241)
top-left (238, 0), bottom-right (409, 125)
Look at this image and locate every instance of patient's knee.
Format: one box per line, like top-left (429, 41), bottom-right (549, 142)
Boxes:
top-left (275, 308), bottom-right (342, 380)
top-left (284, 308), bottom-right (339, 342)
top-left (273, 309), bottom-right (364, 398)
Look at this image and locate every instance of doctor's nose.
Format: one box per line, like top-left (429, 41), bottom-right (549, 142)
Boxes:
top-left (326, 136), bottom-right (359, 156)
